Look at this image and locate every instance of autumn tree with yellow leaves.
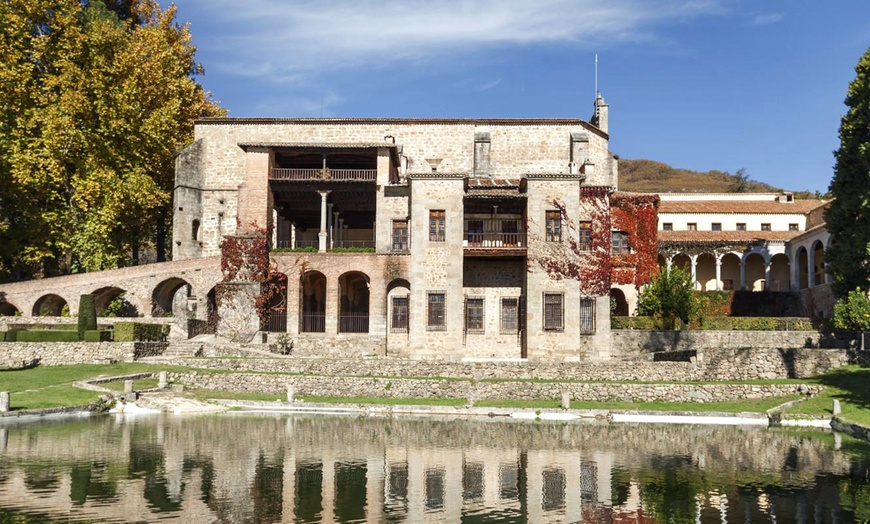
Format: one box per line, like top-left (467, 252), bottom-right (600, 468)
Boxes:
top-left (0, 0), bottom-right (224, 281)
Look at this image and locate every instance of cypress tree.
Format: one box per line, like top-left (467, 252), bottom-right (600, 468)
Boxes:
top-left (77, 294), bottom-right (97, 340)
top-left (826, 47), bottom-right (870, 298)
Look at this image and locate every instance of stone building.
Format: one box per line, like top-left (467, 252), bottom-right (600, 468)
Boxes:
top-left (172, 95), bottom-right (621, 360)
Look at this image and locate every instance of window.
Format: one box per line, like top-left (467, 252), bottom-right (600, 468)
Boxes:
top-left (429, 210), bottom-right (445, 242)
top-left (466, 219), bottom-right (484, 245)
top-left (427, 292), bottom-right (446, 330)
top-left (789, 223), bottom-right (799, 231)
top-left (391, 296), bottom-right (409, 333)
top-left (578, 221), bottom-right (592, 251)
top-left (500, 297), bottom-right (520, 333)
top-left (392, 220), bottom-right (409, 251)
top-left (543, 293), bottom-right (563, 331)
top-left (761, 223), bottom-right (771, 231)
top-left (611, 231), bottom-right (630, 255)
top-left (687, 223), bottom-right (697, 231)
top-left (191, 219), bottom-right (201, 241)
top-left (736, 223), bottom-right (747, 231)
top-left (662, 223), bottom-right (673, 231)
top-left (545, 211), bottom-right (562, 242)
top-left (579, 298), bottom-right (595, 334)
top-left (711, 223), bottom-right (722, 231)
top-left (465, 297), bottom-right (484, 333)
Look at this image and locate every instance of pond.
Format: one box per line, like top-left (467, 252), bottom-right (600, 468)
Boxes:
top-left (0, 413), bottom-right (869, 523)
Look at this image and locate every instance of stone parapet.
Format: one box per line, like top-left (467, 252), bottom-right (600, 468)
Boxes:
top-left (0, 342), bottom-right (166, 367)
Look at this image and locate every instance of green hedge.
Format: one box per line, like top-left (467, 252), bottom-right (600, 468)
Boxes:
top-left (611, 316), bottom-right (659, 330)
top-left (78, 294), bottom-right (97, 339)
top-left (83, 329), bottom-right (113, 342)
top-left (612, 315), bottom-right (818, 331)
top-left (113, 322), bottom-right (168, 342)
top-left (16, 330), bottom-right (81, 342)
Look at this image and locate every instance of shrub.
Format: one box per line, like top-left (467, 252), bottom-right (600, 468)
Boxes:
top-left (101, 294), bottom-right (138, 317)
top-left (833, 288), bottom-right (870, 331)
top-left (327, 246), bottom-right (376, 253)
top-left (2, 329), bottom-right (19, 342)
top-left (637, 266), bottom-right (698, 329)
top-left (611, 316), bottom-right (658, 330)
top-left (271, 246), bottom-right (318, 253)
top-left (17, 330), bottom-right (81, 342)
top-left (77, 294), bottom-right (97, 340)
top-left (695, 291), bottom-right (732, 318)
top-left (113, 322), bottom-right (168, 342)
top-left (83, 329), bottom-right (113, 342)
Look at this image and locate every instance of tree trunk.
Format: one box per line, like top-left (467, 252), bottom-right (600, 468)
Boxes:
top-left (156, 206), bottom-right (167, 262)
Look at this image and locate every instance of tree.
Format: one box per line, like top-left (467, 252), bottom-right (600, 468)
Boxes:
top-left (832, 287), bottom-right (870, 331)
top-left (637, 266), bottom-right (697, 329)
top-left (826, 47), bottom-right (870, 298)
top-left (729, 168), bottom-right (751, 193)
top-left (0, 0), bottom-right (224, 282)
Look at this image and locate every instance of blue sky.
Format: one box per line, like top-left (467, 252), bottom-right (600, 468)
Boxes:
top-left (172, 1), bottom-right (870, 194)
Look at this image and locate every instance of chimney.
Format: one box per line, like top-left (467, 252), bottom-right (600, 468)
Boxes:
top-left (592, 93), bottom-right (609, 134)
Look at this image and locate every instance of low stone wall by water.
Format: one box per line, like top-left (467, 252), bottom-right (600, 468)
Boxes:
top-left (168, 371), bottom-right (811, 403)
top-left (0, 342), bottom-right (167, 367)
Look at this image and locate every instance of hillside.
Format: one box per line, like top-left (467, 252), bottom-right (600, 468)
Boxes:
top-left (618, 159), bottom-right (781, 194)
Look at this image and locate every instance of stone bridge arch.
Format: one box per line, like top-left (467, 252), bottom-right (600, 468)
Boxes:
top-left (152, 277), bottom-right (193, 317)
top-left (32, 294), bottom-right (70, 316)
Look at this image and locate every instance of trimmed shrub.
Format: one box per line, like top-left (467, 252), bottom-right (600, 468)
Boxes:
top-left (0, 331), bottom-right (5, 342)
top-left (83, 329), bottom-right (113, 342)
top-left (17, 330), bottom-right (81, 342)
top-left (113, 322), bottom-right (168, 342)
top-left (2, 329), bottom-right (19, 342)
top-left (78, 294), bottom-right (97, 340)
top-left (611, 316), bottom-right (658, 330)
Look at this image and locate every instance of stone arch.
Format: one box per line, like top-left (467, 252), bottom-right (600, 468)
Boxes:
top-left (152, 277), bottom-right (192, 317)
top-left (671, 253), bottom-right (691, 272)
top-left (657, 254), bottom-right (667, 269)
top-left (93, 286), bottom-right (137, 317)
top-left (300, 270), bottom-right (326, 333)
top-left (387, 278), bottom-right (411, 333)
top-left (263, 272), bottom-right (288, 332)
top-left (32, 294), bottom-right (69, 316)
top-left (797, 246), bottom-right (809, 289)
top-left (610, 288), bottom-right (629, 316)
top-left (695, 253), bottom-right (717, 291)
top-left (812, 240), bottom-right (826, 286)
top-left (206, 286), bottom-right (219, 333)
top-left (338, 271), bottom-right (370, 333)
top-left (744, 253), bottom-right (766, 291)
top-left (0, 299), bottom-right (20, 316)
top-left (720, 252), bottom-right (741, 291)
top-left (769, 253), bottom-right (791, 291)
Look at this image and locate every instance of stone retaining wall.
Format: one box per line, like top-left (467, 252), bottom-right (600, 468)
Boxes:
top-left (0, 342), bottom-right (167, 367)
top-left (831, 419), bottom-right (870, 443)
top-left (168, 371), bottom-right (809, 403)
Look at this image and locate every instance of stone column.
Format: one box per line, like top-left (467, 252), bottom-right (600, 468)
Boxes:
top-left (715, 255), bottom-right (722, 291)
top-left (332, 211), bottom-right (340, 248)
top-left (0, 392), bottom-right (9, 413)
top-left (318, 191), bottom-right (330, 253)
top-left (808, 248), bottom-right (816, 288)
top-left (666, 257), bottom-right (673, 272)
top-left (272, 208), bottom-right (279, 247)
top-left (690, 256), bottom-right (698, 290)
top-left (740, 256), bottom-right (747, 291)
top-left (338, 218), bottom-right (345, 246)
top-left (290, 222), bottom-right (297, 249)
top-left (327, 203), bottom-right (334, 249)
top-left (764, 257), bottom-right (772, 290)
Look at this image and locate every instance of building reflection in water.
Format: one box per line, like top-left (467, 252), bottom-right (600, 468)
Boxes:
top-left (0, 414), bottom-right (867, 523)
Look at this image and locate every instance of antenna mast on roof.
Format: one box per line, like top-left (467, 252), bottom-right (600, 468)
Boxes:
top-left (594, 54), bottom-right (599, 96)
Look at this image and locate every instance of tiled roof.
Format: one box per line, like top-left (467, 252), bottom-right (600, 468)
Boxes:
top-left (466, 177), bottom-right (522, 188)
top-left (465, 177), bottom-right (526, 199)
top-left (658, 199), bottom-right (826, 215)
top-left (659, 230), bottom-right (800, 243)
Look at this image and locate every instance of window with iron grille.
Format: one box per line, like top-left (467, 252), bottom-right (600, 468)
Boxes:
top-left (465, 297), bottom-right (484, 334)
top-left (427, 292), bottom-right (446, 330)
top-left (611, 231), bottom-right (630, 255)
top-left (579, 298), bottom-right (595, 334)
top-left (429, 210), bottom-right (445, 242)
top-left (545, 211), bottom-right (562, 242)
top-left (391, 295), bottom-right (409, 333)
top-left (500, 297), bottom-right (519, 333)
top-left (543, 293), bottom-right (563, 331)
top-left (578, 220), bottom-right (592, 251)
top-left (392, 220), bottom-right (409, 252)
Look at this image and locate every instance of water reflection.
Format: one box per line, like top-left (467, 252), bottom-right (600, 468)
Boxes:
top-left (0, 414), bottom-right (868, 523)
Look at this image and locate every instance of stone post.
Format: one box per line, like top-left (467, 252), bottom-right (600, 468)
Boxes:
top-left (286, 384), bottom-right (295, 403)
top-left (833, 399), bottom-right (841, 416)
top-left (124, 380), bottom-right (134, 394)
top-left (318, 191), bottom-right (330, 253)
top-left (0, 392), bottom-right (9, 413)
top-left (158, 372), bottom-right (168, 389)
top-left (561, 391), bottom-right (570, 410)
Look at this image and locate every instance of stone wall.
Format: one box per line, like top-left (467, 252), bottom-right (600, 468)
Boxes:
top-left (168, 370), bottom-right (808, 403)
top-left (0, 342), bottom-right (166, 367)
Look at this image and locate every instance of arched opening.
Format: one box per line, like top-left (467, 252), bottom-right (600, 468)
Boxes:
top-left (720, 253), bottom-right (741, 291)
top-left (93, 287), bottom-right (137, 317)
top-left (263, 273), bottom-right (288, 332)
top-left (300, 271), bottom-right (326, 333)
top-left (769, 254), bottom-right (791, 291)
top-left (192, 220), bottom-right (201, 241)
top-left (657, 254), bottom-right (667, 269)
top-left (0, 300), bottom-right (20, 316)
top-left (32, 294), bottom-right (69, 316)
top-left (671, 253), bottom-right (691, 272)
top-left (339, 271), bottom-right (370, 333)
top-left (797, 247), bottom-right (809, 290)
top-left (695, 253), bottom-right (717, 291)
top-left (744, 253), bottom-right (766, 291)
top-left (387, 279), bottom-right (411, 333)
top-left (812, 241), bottom-right (826, 286)
top-left (205, 287), bottom-right (218, 334)
top-left (151, 278), bottom-right (192, 317)
top-left (610, 288), bottom-right (629, 316)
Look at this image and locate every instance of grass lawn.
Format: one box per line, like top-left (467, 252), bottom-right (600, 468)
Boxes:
top-left (780, 365), bottom-right (870, 426)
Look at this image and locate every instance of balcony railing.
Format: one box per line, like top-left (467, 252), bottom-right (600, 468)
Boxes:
top-left (270, 168), bottom-right (377, 182)
top-left (301, 312), bottom-right (325, 333)
top-left (338, 313), bottom-right (369, 333)
top-left (463, 219), bottom-right (526, 248)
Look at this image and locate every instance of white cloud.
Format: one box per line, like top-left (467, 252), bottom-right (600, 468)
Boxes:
top-left (185, 0), bottom-right (726, 84)
top-left (751, 12), bottom-right (785, 26)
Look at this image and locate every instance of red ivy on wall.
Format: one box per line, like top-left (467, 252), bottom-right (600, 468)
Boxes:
top-left (579, 187), bottom-right (612, 296)
top-left (611, 192), bottom-right (660, 288)
top-left (220, 223), bottom-right (286, 323)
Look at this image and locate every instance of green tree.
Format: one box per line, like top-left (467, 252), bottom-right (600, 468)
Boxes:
top-left (833, 287), bottom-right (870, 331)
top-left (0, 0), bottom-right (224, 282)
top-left (826, 47), bottom-right (870, 298)
top-left (637, 266), bottom-right (698, 329)
top-left (729, 167), bottom-right (751, 193)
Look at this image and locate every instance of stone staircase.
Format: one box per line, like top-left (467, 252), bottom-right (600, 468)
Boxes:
top-left (161, 341), bottom-right (204, 358)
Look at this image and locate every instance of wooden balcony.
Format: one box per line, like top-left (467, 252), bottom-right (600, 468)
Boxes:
top-left (270, 168), bottom-right (377, 182)
top-left (463, 218), bottom-right (526, 257)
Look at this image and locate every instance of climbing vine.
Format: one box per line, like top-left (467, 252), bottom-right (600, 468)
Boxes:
top-left (220, 223), bottom-right (286, 324)
top-left (611, 192), bottom-right (660, 288)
